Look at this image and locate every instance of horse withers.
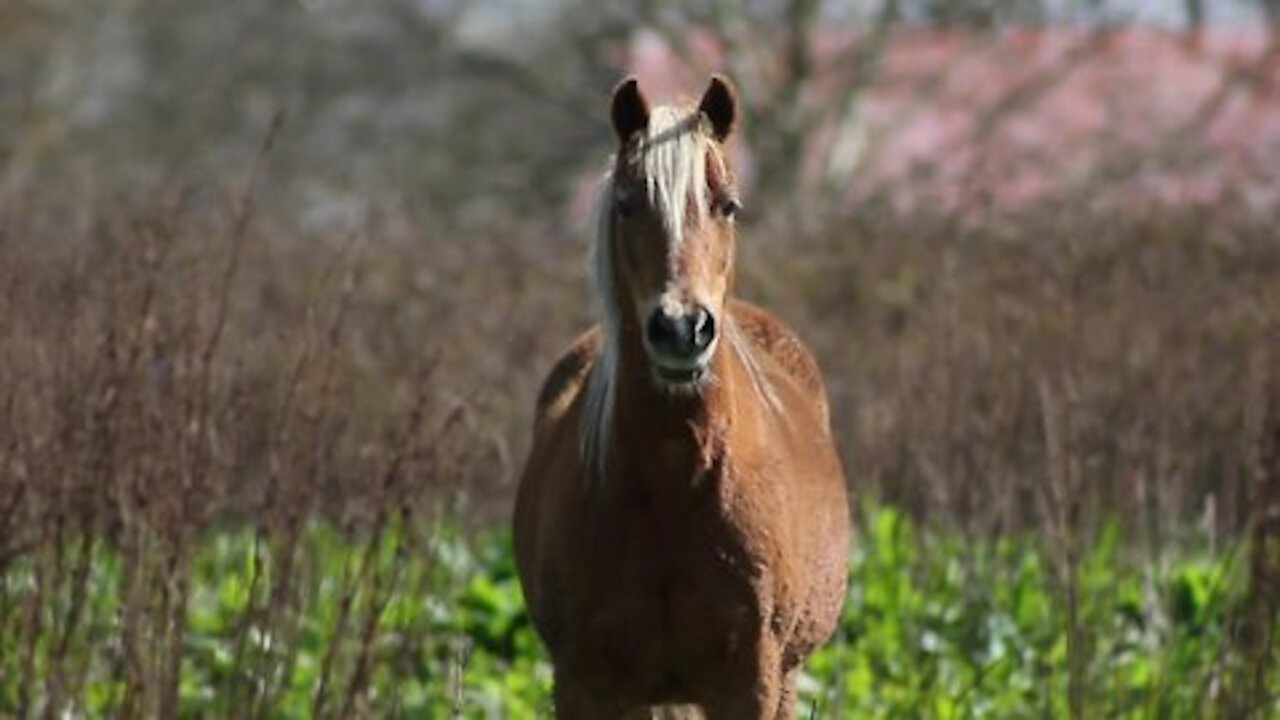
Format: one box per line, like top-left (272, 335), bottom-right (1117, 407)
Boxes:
top-left (513, 75), bottom-right (851, 719)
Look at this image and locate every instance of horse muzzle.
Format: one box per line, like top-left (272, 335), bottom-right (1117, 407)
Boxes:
top-left (643, 304), bottom-right (718, 387)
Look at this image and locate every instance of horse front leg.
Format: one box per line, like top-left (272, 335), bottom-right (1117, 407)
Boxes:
top-left (773, 669), bottom-right (798, 720)
top-left (553, 671), bottom-right (633, 720)
top-left (702, 637), bottom-right (785, 720)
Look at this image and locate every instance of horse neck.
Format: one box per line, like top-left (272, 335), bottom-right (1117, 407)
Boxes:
top-left (605, 311), bottom-right (753, 482)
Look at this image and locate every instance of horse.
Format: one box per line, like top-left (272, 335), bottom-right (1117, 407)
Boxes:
top-left (513, 75), bottom-right (851, 719)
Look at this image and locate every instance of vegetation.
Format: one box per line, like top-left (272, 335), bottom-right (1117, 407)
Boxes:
top-left (0, 507), bottom-right (1271, 717)
top-left (0, 171), bottom-right (1276, 716)
top-left (2, 1), bottom-right (1279, 716)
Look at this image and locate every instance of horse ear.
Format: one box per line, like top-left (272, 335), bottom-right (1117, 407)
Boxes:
top-left (698, 75), bottom-right (737, 142)
top-left (610, 77), bottom-right (650, 143)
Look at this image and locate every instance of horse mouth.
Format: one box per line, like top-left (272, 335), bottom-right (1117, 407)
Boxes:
top-left (650, 361), bottom-right (709, 389)
top-left (643, 336), bottom-right (717, 390)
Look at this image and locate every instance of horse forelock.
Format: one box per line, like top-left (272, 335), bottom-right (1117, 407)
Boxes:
top-left (634, 105), bottom-right (715, 249)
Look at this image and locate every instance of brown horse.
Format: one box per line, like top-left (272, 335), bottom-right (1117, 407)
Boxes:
top-left (513, 76), bottom-right (851, 719)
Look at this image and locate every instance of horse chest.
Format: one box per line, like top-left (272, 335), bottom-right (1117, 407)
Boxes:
top-left (562, 456), bottom-right (765, 689)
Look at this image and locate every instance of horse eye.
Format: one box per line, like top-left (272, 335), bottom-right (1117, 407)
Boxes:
top-left (720, 198), bottom-right (742, 219)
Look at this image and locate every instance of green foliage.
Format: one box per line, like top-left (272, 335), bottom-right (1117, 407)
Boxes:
top-left (0, 508), bottom-right (1272, 718)
top-left (801, 508), bottom-right (1265, 719)
top-left (172, 523), bottom-right (553, 718)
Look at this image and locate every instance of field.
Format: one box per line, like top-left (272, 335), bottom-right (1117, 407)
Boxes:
top-left (5, 2), bottom-right (1280, 716)
top-left (0, 508), bottom-right (1266, 718)
top-left (1, 172), bottom-right (1278, 717)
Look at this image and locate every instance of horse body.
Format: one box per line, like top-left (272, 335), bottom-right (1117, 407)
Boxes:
top-left (513, 77), bottom-right (850, 719)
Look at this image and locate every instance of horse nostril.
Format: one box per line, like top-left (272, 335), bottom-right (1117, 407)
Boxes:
top-left (646, 310), bottom-right (680, 350)
top-left (692, 307), bottom-right (716, 351)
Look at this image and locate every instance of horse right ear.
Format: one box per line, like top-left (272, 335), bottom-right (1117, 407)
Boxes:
top-left (610, 77), bottom-right (650, 143)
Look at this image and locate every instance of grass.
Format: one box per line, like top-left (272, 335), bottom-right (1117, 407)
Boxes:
top-left (1, 159), bottom-right (1277, 715)
top-left (0, 506), bottom-right (1270, 718)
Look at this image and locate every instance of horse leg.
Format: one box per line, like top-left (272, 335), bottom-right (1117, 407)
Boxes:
top-left (702, 639), bottom-right (784, 720)
top-left (553, 674), bottom-right (630, 720)
top-left (773, 669), bottom-right (798, 720)
top-left (703, 677), bottom-right (782, 719)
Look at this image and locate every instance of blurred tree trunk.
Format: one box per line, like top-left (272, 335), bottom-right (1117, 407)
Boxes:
top-left (650, 0), bottom-right (900, 216)
top-left (1183, 0), bottom-right (1203, 27)
top-left (747, 0), bottom-right (818, 203)
top-left (925, 0), bottom-right (1047, 28)
top-left (1262, 0), bottom-right (1280, 25)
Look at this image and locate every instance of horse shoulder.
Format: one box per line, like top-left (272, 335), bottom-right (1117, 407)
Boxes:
top-left (532, 326), bottom-right (601, 434)
top-left (516, 327), bottom-right (601, 646)
top-left (728, 299), bottom-right (830, 425)
top-left (727, 302), bottom-right (849, 668)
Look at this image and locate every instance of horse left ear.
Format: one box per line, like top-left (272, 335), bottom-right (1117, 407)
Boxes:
top-left (698, 75), bottom-right (737, 142)
top-left (611, 77), bottom-right (650, 143)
